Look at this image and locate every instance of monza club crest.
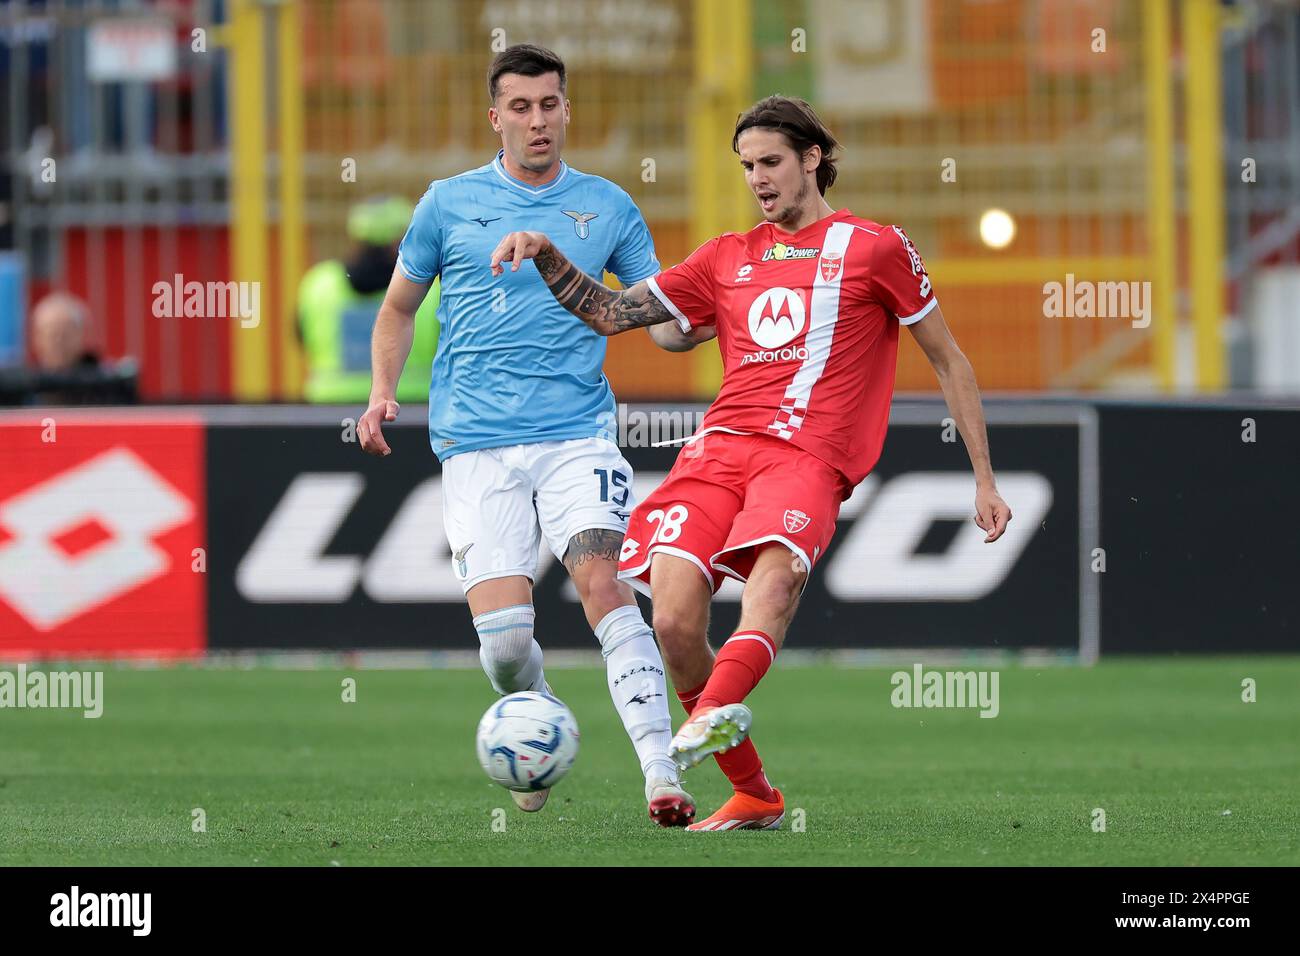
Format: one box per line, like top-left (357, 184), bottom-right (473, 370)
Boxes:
top-left (783, 509), bottom-right (811, 534)
top-left (819, 253), bottom-right (842, 282)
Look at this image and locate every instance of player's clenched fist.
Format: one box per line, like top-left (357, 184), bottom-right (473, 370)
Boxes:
top-left (974, 485), bottom-right (1012, 543)
top-left (358, 397), bottom-right (400, 457)
top-left (490, 231), bottom-right (552, 276)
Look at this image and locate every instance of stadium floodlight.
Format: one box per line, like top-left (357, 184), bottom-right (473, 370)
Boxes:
top-left (978, 208), bottom-right (1017, 250)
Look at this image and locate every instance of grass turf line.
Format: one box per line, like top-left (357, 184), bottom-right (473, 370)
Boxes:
top-left (1, 658), bottom-right (1296, 866)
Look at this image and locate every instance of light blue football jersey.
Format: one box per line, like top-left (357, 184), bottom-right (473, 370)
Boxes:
top-left (396, 150), bottom-right (660, 461)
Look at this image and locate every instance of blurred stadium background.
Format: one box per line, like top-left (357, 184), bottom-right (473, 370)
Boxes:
top-left (3, 0), bottom-right (1298, 400)
top-left (0, 0), bottom-right (1298, 660)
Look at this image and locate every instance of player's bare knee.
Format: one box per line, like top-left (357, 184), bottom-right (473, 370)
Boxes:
top-left (651, 608), bottom-right (705, 663)
top-left (742, 566), bottom-right (802, 623)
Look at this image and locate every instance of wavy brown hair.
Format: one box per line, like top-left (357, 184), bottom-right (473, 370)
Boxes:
top-left (733, 96), bottom-right (841, 195)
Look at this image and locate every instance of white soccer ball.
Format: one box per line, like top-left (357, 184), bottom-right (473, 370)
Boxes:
top-left (475, 691), bottom-right (580, 792)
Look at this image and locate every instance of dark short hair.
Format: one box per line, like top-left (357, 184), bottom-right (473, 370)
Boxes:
top-left (488, 44), bottom-right (567, 102)
top-left (733, 96), bottom-right (841, 195)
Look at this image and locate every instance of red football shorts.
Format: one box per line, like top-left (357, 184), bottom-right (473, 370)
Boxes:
top-left (618, 431), bottom-right (850, 595)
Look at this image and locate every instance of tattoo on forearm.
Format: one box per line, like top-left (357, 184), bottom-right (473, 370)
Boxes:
top-left (562, 529), bottom-right (624, 574)
top-left (534, 243), bottom-right (673, 335)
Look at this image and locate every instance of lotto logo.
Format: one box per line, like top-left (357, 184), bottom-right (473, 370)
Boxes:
top-left (0, 422), bottom-right (206, 658)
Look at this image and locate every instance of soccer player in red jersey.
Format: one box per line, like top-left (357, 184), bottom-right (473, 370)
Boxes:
top-left (490, 96), bottom-right (1013, 831)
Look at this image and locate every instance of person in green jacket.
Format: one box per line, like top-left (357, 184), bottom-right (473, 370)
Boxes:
top-left (299, 196), bottom-right (439, 403)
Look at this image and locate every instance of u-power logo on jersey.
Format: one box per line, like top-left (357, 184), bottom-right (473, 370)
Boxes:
top-left (744, 287), bottom-right (808, 363)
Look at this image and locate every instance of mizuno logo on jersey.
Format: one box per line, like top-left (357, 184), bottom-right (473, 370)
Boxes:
top-left (471, 216), bottom-right (501, 227)
top-left (562, 210), bottom-right (598, 239)
top-left (761, 241), bottom-right (819, 261)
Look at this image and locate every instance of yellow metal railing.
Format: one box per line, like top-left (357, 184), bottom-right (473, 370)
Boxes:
top-left (219, 0), bottom-right (1243, 398)
top-left (1184, 0), bottom-right (1228, 390)
top-left (1144, 0), bottom-right (1177, 392)
top-left (227, 0), bottom-right (271, 401)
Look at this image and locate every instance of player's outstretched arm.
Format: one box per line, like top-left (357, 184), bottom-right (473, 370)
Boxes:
top-left (907, 303), bottom-right (1013, 543)
top-left (489, 231), bottom-right (675, 336)
top-left (648, 321), bottom-right (717, 352)
top-left (360, 271), bottom-right (430, 457)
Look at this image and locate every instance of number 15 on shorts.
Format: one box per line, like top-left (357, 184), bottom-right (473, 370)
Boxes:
top-left (594, 468), bottom-right (630, 507)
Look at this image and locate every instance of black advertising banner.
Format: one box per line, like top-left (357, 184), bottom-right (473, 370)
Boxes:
top-left (206, 404), bottom-right (1093, 654)
top-left (1097, 405), bottom-right (1300, 653)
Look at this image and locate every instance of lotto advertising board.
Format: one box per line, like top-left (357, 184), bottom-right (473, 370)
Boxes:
top-left (9, 402), bottom-right (1294, 660)
top-left (202, 404), bottom-right (1095, 656)
top-left (0, 415), bottom-right (206, 659)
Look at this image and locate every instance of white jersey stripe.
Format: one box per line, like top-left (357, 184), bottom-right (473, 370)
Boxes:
top-left (645, 275), bottom-right (693, 333)
top-left (766, 220), bottom-right (855, 437)
top-left (897, 296), bottom-right (939, 326)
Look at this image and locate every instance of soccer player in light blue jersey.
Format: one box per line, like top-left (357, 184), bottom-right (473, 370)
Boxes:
top-left (358, 45), bottom-right (694, 827)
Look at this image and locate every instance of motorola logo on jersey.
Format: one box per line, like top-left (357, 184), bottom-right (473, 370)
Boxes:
top-left (746, 286), bottom-right (807, 351)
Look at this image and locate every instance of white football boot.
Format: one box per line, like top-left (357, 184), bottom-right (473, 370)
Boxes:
top-left (668, 703), bottom-right (752, 773)
top-left (510, 788), bottom-right (549, 812)
top-left (646, 777), bottom-right (696, 828)
top-left (510, 681), bottom-right (557, 812)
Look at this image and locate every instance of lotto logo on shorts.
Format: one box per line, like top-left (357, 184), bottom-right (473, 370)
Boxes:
top-left (783, 509), bottom-right (811, 534)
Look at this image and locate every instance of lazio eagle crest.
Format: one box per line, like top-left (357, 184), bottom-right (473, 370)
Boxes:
top-left (562, 210), bottom-right (598, 240)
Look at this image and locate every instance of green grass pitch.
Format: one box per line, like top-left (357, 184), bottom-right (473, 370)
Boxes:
top-left (2, 658), bottom-right (1297, 866)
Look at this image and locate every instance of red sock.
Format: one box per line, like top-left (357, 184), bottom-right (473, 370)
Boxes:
top-left (676, 680), bottom-right (707, 716)
top-left (696, 630), bottom-right (776, 710)
top-left (676, 635), bottom-right (777, 803)
top-left (714, 740), bottom-right (774, 801)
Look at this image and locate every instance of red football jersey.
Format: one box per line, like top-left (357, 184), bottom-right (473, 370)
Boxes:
top-left (645, 208), bottom-right (937, 488)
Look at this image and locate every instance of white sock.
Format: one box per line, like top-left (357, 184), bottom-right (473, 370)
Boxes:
top-left (594, 605), bottom-right (677, 791)
top-left (473, 604), bottom-right (546, 694)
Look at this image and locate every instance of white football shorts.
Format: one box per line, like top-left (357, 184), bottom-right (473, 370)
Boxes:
top-left (440, 437), bottom-right (636, 593)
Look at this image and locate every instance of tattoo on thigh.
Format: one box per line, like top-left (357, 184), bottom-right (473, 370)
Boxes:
top-left (563, 529), bottom-right (623, 573)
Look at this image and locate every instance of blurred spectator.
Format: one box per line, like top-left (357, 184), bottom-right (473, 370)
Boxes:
top-left (299, 196), bottom-right (439, 404)
top-left (32, 291), bottom-right (94, 373)
top-left (0, 291), bottom-right (137, 405)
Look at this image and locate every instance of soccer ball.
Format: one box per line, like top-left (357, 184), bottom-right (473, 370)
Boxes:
top-left (475, 691), bottom-right (580, 792)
